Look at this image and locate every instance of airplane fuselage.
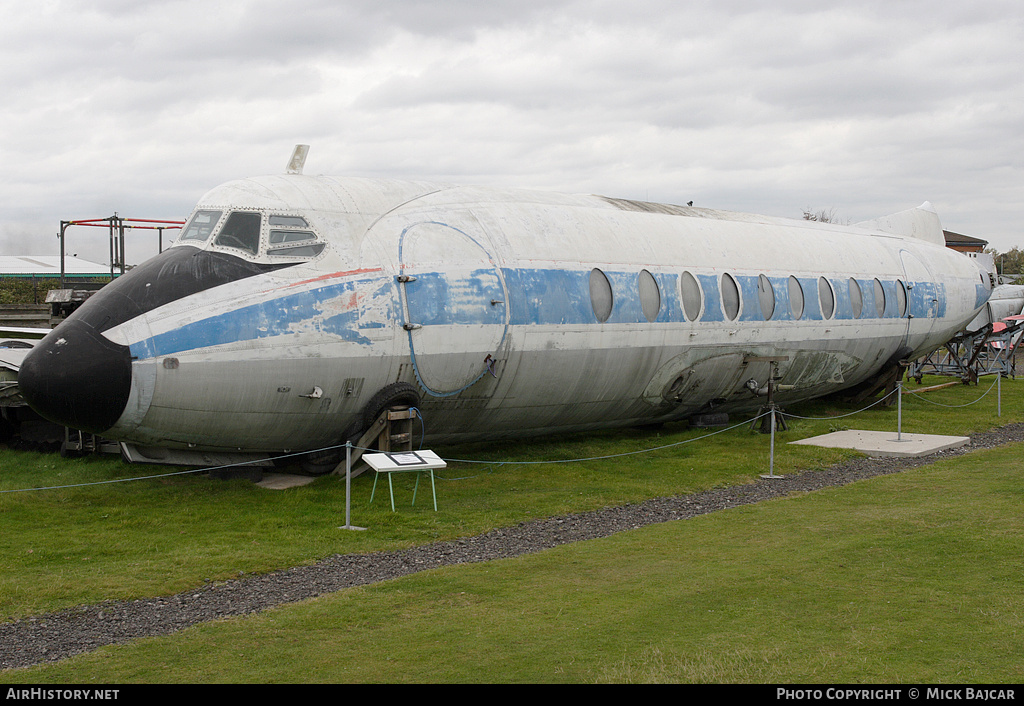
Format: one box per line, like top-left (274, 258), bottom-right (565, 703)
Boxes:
top-left (18, 175), bottom-right (990, 454)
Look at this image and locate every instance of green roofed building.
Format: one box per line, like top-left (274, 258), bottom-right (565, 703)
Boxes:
top-left (0, 255), bottom-right (110, 278)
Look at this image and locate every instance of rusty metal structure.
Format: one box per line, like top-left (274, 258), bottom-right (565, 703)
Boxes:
top-left (909, 284), bottom-right (1024, 383)
top-left (909, 317), bottom-right (1023, 383)
top-left (57, 215), bottom-right (185, 287)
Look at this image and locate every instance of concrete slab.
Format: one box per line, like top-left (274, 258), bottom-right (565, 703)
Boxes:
top-left (789, 429), bottom-right (970, 458)
top-left (256, 472), bottom-right (319, 490)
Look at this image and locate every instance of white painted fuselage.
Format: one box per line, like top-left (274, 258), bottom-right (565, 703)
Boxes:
top-left (21, 174), bottom-right (991, 453)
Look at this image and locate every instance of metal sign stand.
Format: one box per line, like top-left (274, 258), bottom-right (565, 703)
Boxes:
top-left (750, 357), bottom-right (788, 479)
top-left (761, 406), bottom-right (784, 479)
top-left (365, 450), bottom-right (445, 512)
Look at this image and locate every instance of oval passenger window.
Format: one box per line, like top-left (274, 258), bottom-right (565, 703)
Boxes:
top-left (849, 278), bottom-right (863, 319)
top-left (638, 270), bottom-right (661, 322)
top-left (758, 274), bottom-right (775, 320)
top-left (680, 271), bottom-right (702, 321)
top-left (589, 268), bottom-right (614, 323)
top-left (721, 273), bottom-right (740, 321)
top-left (818, 277), bottom-right (835, 320)
top-left (788, 276), bottom-right (804, 320)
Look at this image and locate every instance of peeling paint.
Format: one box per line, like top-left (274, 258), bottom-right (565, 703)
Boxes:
top-left (48, 174), bottom-right (990, 453)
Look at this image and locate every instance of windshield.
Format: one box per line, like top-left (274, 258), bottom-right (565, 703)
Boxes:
top-left (179, 210), bottom-right (223, 242)
top-left (214, 211), bottom-right (262, 255)
top-left (176, 209), bottom-right (327, 261)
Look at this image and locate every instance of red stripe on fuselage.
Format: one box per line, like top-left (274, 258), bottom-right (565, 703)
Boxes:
top-left (288, 267), bottom-right (383, 288)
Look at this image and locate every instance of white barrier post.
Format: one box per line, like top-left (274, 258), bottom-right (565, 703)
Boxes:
top-left (340, 441), bottom-right (367, 531)
top-left (896, 379), bottom-right (903, 441)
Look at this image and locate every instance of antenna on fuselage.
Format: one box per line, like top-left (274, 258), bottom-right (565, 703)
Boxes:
top-left (286, 144), bottom-right (310, 175)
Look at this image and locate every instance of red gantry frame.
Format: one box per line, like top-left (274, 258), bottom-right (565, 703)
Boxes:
top-left (58, 215), bottom-right (185, 287)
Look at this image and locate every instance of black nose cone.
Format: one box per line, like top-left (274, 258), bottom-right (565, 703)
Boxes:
top-left (19, 319), bottom-right (133, 434)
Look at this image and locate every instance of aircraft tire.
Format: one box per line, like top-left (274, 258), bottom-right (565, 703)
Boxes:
top-left (360, 382), bottom-right (421, 430)
top-left (297, 383), bottom-right (420, 475)
top-left (301, 445), bottom-right (345, 475)
top-left (299, 458), bottom-right (338, 476)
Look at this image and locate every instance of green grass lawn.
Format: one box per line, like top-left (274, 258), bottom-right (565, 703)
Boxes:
top-left (6, 440), bottom-right (1023, 683)
top-left (1, 375), bottom-right (1021, 682)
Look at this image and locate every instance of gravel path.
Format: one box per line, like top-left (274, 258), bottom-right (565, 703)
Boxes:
top-left (3, 422), bottom-right (1023, 672)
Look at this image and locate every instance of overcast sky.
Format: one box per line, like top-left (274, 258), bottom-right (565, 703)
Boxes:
top-left (2, 0), bottom-right (1021, 266)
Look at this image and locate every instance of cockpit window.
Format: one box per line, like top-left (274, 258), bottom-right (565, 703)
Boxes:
top-left (269, 243), bottom-right (326, 258)
top-left (269, 230), bottom-right (316, 245)
top-left (214, 211), bottom-right (261, 255)
top-left (268, 215), bottom-right (309, 228)
top-left (180, 210), bottom-right (323, 261)
top-left (180, 210), bottom-right (222, 242)
top-left (266, 214), bottom-right (324, 259)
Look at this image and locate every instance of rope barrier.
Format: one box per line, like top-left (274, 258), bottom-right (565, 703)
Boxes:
top-left (0, 465), bottom-right (207, 494)
top-left (0, 447), bottom-right (317, 495)
top-left (779, 387), bottom-right (900, 421)
top-left (0, 371), bottom-right (1009, 495)
top-left (430, 411), bottom-right (772, 467)
top-left (0, 413), bottom-right (772, 494)
top-left (902, 374), bottom-right (1000, 408)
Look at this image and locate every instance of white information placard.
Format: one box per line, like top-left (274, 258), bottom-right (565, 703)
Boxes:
top-left (364, 450), bottom-right (447, 472)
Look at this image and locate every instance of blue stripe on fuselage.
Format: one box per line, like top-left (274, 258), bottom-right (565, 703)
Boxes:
top-left (129, 281), bottom-right (372, 360)
top-left (127, 267), bottom-right (953, 360)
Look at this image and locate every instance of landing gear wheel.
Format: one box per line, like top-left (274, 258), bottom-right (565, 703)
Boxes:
top-left (360, 382), bottom-right (421, 430)
top-left (298, 383), bottom-right (421, 476)
top-left (299, 457), bottom-right (339, 476)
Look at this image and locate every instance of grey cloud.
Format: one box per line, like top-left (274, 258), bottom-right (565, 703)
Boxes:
top-left (0, 0), bottom-right (1022, 259)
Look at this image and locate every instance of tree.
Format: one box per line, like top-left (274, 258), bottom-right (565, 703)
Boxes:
top-left (802, 207), bottom-right (848, 224)
top-left (983, 247), bottom-right (1024, 284)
